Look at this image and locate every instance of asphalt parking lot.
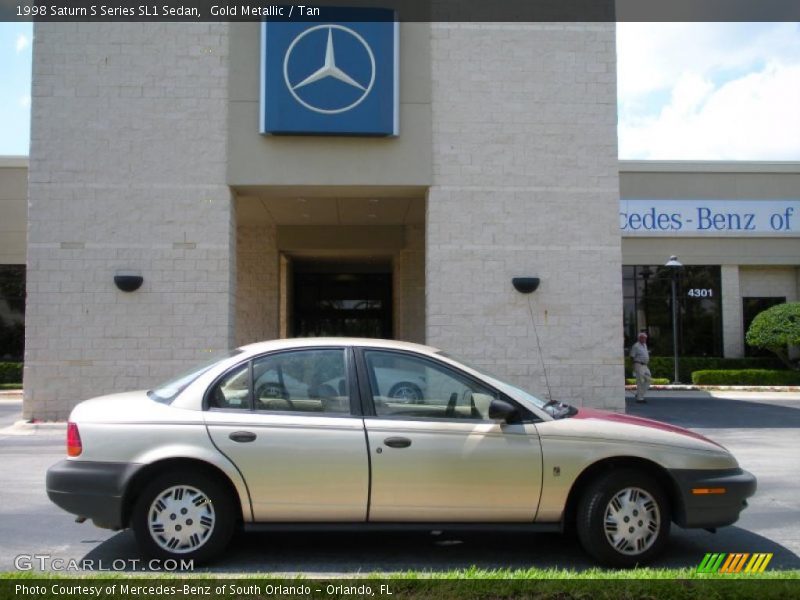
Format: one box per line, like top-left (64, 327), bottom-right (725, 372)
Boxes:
top-left (0, 391), bottom-right (798, 575)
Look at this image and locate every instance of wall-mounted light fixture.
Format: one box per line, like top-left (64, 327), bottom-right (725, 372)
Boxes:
top-left (114, 270), bottom-right (144, 292)
top-left (512, 277), bottom-right (540, 294)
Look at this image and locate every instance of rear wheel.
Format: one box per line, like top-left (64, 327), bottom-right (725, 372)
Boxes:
top-left (131, 470), bottom-right (235, 564)
top-left (576, 469), bottom-right (670, 567)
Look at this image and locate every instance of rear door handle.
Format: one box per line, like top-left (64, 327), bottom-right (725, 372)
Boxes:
top-left (383, 436), bottom-right (412, 449)
top-left (229, 431), bottom-right (257, 443)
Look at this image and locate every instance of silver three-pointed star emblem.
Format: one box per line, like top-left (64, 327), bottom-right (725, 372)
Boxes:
top-left (283, 24), bottom-right (376, 115)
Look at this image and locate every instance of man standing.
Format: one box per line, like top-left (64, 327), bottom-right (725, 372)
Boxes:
top-left (629, 332), bottom-right (651, 404)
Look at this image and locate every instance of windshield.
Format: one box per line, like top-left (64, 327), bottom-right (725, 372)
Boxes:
top-left (148, 349), bottom-right (242, 404)
top-left (436, 351), bottom-right (549, 410)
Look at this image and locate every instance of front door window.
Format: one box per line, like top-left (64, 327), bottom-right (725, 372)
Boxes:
top-left (363, 350), bottom-right (498, 420)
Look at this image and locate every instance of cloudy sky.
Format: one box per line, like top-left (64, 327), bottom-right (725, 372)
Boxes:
top-left (617, 22), bottom-right (800, 160)
top-left (0, 22), bottom-right (32, 156)
top-left (1, 22), bottom-right (799, 160)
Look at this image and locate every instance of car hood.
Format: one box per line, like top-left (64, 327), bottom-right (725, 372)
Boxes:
top-left (538, 407), bottom-right (727, 453)
top-left (69, 390), bottom-right (193, 423)
top-left (575, 408), bottom-right (724, 447)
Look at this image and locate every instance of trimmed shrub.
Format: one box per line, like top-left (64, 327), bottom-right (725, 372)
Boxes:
top-left (625, 378), bottom-right (670, 385)
top-left (624, 356), bottom-right (782, 381)
top-left (0, 362), bottom-right (22, 384)
top-left (691, 369), bottom-right (800, 386)
top-left (746, 302), bottom-right (800, 369)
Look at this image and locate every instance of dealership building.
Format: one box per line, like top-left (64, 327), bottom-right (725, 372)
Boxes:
top-left (0, 22), bottom-right (798, 420)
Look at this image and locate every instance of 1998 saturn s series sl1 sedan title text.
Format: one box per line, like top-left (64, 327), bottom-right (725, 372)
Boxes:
top-left (46, 338), bottom-right (756, 566)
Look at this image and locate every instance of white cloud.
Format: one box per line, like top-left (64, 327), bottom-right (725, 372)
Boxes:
top-left (619, 63), bottom-right (800, 160)
top-left (15, 33), bottom-right (30, 53)
top-left (19, 95), bottom-right (31, 109)
top-left (617, 23), bottom-right (800, 100)
top-left (618, 23), bottom-right (800, 160)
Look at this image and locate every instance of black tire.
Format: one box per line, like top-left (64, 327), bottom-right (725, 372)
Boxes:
top-left (131, 469), bottom-right (236, 564)
top-left (576, 468), bottom-right (670, 567)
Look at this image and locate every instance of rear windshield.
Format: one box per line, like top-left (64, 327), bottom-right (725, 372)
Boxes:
top-left (148, 350), bottom-right (242, 404)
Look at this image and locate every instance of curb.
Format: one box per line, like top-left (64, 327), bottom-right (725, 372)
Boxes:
top-left (0, 419), bottom-right (66, 436)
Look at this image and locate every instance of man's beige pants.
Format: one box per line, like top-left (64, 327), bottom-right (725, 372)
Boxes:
top-left (634, 362), bottom-right (652, 401)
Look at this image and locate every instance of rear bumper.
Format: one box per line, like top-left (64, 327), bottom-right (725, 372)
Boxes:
top-left (669, 467), bottom-right (757, 529)
top-left (46, 460), bottom-right (142, 530)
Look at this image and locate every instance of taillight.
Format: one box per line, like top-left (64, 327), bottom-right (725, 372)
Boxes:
top-left (67, 422), bottom-right (82, 457)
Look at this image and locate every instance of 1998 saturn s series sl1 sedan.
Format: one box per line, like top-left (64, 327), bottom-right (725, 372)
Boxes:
top-left (46, 338), bottom-right (756, 567)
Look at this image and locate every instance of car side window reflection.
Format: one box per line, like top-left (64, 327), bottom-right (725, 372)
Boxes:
top-left (364, 350), bottom-right (498, 420)
top-left (208, 364), bottom-right (251, 410)
top-left (251, 349), bottom-right (350, 414)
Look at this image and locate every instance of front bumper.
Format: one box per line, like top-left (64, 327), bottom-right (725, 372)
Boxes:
top-left (46, 460), bottom-right (142, 530)
top-left (669, 467), bottom-right (757, 529)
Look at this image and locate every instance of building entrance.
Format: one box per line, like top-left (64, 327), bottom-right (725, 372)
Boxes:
top-left (292, 260), bottom-right (393, 339)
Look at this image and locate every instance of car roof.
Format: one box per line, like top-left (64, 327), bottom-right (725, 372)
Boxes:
top-left (237, 337), bottom-right (442, 357)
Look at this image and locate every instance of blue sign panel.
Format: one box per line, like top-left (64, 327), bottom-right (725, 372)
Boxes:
top-left (261, 11), bottom-right (399, 136)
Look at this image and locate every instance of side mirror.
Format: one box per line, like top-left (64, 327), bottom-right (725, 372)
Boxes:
top-left (489, 398), bottom-right (519, 423)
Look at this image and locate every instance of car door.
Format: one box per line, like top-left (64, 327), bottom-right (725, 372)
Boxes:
top-left (358, 348), bottom-right (543, 522)
top-left (204, 347), bottom-right (369, 522)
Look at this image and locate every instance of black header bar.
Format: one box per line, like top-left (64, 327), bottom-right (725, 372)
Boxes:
top-left (1, 0), bottom-right (798, 22)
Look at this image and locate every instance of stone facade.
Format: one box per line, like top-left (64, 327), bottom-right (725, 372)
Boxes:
top-left (235, 223), bottom-right (279, 346)
top-left (24, 21), bottom-right (627, 418)
top-left (721, 265), bottom-right (744, 358)
top-left (740, 266), bottom-right (799, 301)
top-left (0, 158), bottom-right (27, 265)
top-left (426, 23), bottom-right (623, 409)
top-left (25, 23), bottom-right (234, 419)
top-left (393, 224), bottom-right (426, 344)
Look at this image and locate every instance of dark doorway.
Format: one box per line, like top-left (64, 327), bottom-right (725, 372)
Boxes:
top-left (292, 260), bottom-right (393, 339)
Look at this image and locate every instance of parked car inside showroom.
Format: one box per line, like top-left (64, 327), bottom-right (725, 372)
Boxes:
top-left (46, 338), bottom-right (756, 567)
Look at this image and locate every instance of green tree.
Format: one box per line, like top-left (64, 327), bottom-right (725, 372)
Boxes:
top-left (745, 302), bottom-right (800, 370)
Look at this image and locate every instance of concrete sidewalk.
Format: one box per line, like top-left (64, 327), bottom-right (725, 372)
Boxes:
top-left (0, 390), bottom-right (22, 402)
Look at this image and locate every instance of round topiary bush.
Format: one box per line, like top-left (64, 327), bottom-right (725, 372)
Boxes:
top-left (746, 302), bottom-right (800, 370)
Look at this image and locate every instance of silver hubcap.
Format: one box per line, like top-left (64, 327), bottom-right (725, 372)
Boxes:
top-left (392, 385), bottom-right (419, 401)
top-left (259, 384), bottom-right (284, 398)
top-left (148, 485), bottom-right (215, 554)
top-left (603, 486), bottom-right (660, 556)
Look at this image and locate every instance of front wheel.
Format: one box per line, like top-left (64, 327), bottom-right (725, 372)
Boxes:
top-left (131, 470), bottom-right (235, 564)
top-left (576, 469), bottom-right (670, 567)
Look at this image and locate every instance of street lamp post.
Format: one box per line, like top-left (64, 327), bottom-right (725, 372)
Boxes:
top-left (665, 255), bottom-right (683, 383)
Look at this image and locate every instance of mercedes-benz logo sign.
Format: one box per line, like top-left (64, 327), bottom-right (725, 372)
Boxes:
top-left (283, 24), bottom-right (376, 115)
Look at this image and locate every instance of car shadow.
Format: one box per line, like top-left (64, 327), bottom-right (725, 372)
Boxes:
top-left (625, 396), bottom-right (800, 429)
top-left (81, 524), bottom-right (799, 574)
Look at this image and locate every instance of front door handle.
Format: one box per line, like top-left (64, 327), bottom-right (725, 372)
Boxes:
top-left (383, 436), bottom-right (412, 449)
top-left (229, 431), bottom-right (257, 443)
